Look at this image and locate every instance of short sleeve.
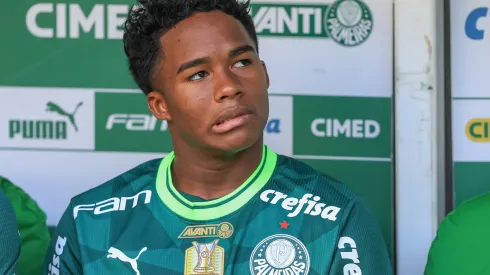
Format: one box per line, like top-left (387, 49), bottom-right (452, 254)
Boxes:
top-left (42, 201), bottom-right (83, 275)
top-left (328, 196), bottom-right (393, 275)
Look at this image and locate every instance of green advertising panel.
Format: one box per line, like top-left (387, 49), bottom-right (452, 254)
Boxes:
top-left (95, 92), bottom-right (173, 153)
top-left (293, 96), bottom-right (391, 158)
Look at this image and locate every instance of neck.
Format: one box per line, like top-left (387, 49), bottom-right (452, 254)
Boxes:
top-left (171, 139), bottom-right (264, 200)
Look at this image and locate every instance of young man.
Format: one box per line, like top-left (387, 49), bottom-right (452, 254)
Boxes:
top-left (0, 189), bottom-right (21, 275)
top-left (43, 0), bottom-right (393, 274)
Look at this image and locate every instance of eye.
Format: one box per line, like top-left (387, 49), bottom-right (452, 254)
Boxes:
top-left (234, 59), bottom-right (252, 68)
top-left (187, 71), bottom-right (208, 81)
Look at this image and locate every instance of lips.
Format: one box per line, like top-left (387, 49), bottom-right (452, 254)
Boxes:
top-left (211, 107), bottom-right (253, 134)
top-left (213, 107), bottom-right (253, 126)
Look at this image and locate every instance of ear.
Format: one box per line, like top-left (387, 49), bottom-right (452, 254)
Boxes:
top-left (261, 61), bottom-right (270, 89)
top-left (147, 90), bottom-right (172, 121)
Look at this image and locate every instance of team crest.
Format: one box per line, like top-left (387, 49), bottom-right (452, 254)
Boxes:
top-left (250, 234), bottom-right (310, 275)
top-left (184, 240), bottom-right (224, 275)
top-left (325, 0), bottom-right (373, 47)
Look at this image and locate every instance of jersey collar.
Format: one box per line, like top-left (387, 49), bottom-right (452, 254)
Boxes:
top-left (156, 145), bottom-right (278, 221)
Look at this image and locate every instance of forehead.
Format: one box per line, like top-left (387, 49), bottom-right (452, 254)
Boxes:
top-left (160, 11), bottom-right (255, 62)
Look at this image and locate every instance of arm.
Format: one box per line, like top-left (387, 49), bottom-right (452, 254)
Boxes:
top-left (329, 196), bottom-right (393, 275)
top-left (43, 201), bottom-right (83, 275)
top-left (0, 191), bottom-right (21, 275)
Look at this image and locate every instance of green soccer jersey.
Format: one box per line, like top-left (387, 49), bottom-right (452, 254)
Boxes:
top-left (43, 146), bottom-right (392, 275)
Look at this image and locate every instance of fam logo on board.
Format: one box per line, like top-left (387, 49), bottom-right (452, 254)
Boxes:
top-left (466, 118), bottom-right (490, 142)
top-left (26, 0), bottom-right (373, 46)
top-left (465, 7), bottom-right (490, 40)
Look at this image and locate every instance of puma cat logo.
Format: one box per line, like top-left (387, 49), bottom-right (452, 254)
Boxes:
top-left (107, 246), bottom-right (147, 275)
top-left (45, 101), bottom-right (83, 131)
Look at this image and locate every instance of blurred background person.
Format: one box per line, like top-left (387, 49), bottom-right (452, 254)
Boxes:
top-left (0, 176), bottom-right (51, 275)
top-left (0, 186), bottom-right (21, 275)
top-left (424, 191), bottom-right (490, 275)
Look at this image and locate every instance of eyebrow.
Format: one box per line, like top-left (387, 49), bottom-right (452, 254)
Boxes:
top-left (228, 45), bottom-right (256, 58)
top-left (176, 57), bottom-right (211, 74)
top-left (176, 44), bottom-right (256, 75)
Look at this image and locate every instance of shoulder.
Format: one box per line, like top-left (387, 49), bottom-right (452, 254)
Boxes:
top-left (450, 191), bottom-right (490, 220)
top-left (68, 158), bottom-right (162, 213)
top-left (435, 191), bottom-right (490, 235)
top-left (0, 176), bottom-right (48, 224)
top-left (425, 192), bottom-right (490, 273)
top-left (266, 154), bottom-right (360, 221)
top-left (434, 191), bottom-right (490, 235)
top-left (0, 189), bottom-right (17, 224)
top-left (0, 189), bottom-right (21, 253)
top-left (274, 154), bottom-right (358, 203)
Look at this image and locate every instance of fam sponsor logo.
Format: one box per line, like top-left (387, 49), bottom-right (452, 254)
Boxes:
top-left (466, 118), bottom-right (490, 142)
top-left (260, 190), bottom-right (341, 221)
top-left (465, 6), bottom-right (490, 40)
top-left (26, 0), bottom-right (373, 46)
top-left (106, 113), bottom-right (168, 132)
top-left (311, 118), bottom-right (381, 139)
top-left (105, 114), bottom-right (280, 135)
top-left (73, 190), bottom-right (152, 219)
top-left (9, 101), bottom-right (83, 141)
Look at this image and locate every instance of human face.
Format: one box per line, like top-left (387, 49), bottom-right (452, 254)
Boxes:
top-left (148, 11), bottom-right (270, 153)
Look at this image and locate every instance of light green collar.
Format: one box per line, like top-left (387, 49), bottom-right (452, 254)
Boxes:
top-left (156, 145), bottom-right (277, 221)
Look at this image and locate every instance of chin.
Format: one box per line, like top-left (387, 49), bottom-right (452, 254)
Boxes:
top-left (210, 129), bottom-right (262, 153)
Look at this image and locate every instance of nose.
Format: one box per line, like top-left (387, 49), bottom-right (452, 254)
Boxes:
top-left (214, 68), bottom-right (242, 102)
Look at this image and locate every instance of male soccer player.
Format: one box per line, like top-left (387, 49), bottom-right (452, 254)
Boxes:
top-left (43, 0), bottom-right (393, 274)
top-left (0, 189), bottom-right (21, 275)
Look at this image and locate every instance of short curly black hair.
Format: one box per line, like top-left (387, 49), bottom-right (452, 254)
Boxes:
top-left (123, 0), bottom-right (258, 95)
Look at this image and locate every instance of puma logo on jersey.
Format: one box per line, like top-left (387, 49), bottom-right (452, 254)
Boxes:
top-left (48, 236), bottom-right (67, 275)
top-left (260, 190), bottom-right (341, 221)
top-left (107, 246), bottom-right (147, 275)
top-left (73, 190), bottom-right (152, 219)
top-left (338, 236), bottom-right (362, 273)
